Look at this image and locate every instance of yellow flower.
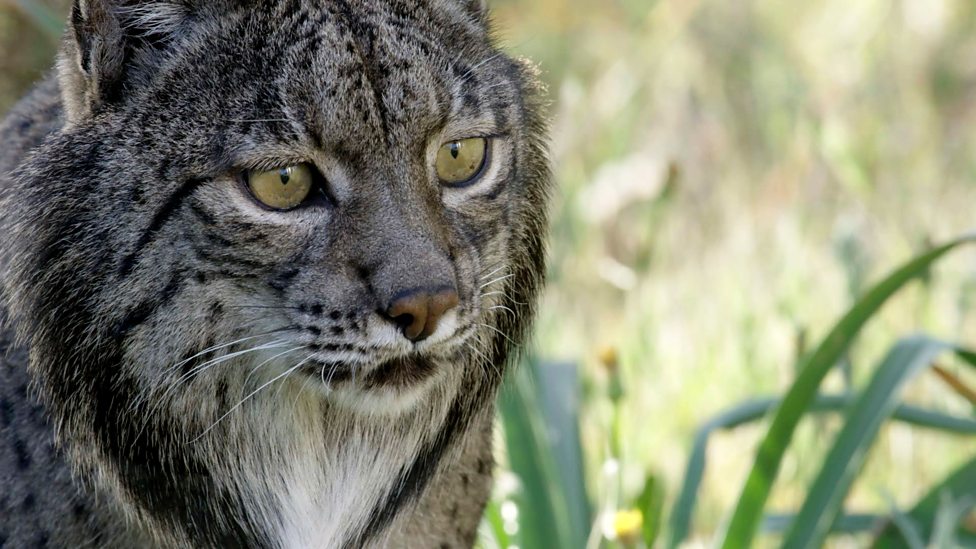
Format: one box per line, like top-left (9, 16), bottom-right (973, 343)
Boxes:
top-left (614, 509), bottom-right (643, 545)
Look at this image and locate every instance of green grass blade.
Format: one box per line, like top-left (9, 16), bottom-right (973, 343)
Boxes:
top-left (763, 513), bottom-right (882, 534)
top-left (873, 458), bottom-right (976, 548)
top-left (10, 0), bottom-right (64, 41)
top-left (780, 336), bottom-right (961, 548)
top-left (720, 234), bottom-right (976, 549)
top-left (535, 361), bottom-right (592, 546)
top-left (499, 358), bottom-right (579, 549)
top-left (637, 472), bottom-right (666, 547)
top-left (668, 394), bottom-right (976, 547)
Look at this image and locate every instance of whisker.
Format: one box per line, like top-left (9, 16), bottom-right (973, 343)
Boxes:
top-left (225, 305), bottom-right (304, 311)
top-left (191, 355), bottom-right (314, 444)
top-left (477, 323), bottom-right (519, 346)
top-left (479, 290), bottom-right (528, 306)
top-left (166, 329), bottom-right (290, 374)
top-left (478, 264), bottom-right (508, 282)
top-left (464, 341), bottom-right (499, 383)
top-left (242, 345), bottom-right (308, 391)
top-left (138, 340), bottom-right (293, 439)
top-left (454, 52), bottom-right (507, 88)
top-left (488, 305), bottom-right (516, 316)
top-left (478, 273), bottom-right (515, 291)
top-left (225, 117), bottom-right (291, 123)
top-left (178, 340), bottom-right (289, 383)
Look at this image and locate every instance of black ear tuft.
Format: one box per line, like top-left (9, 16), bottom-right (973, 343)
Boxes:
top-left (58, 0), bottom-right (191, 123)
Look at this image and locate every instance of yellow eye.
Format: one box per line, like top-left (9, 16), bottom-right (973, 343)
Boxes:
top-left (246, 164), bottom-right (314, 210)
top-left (436, 138), bottom-right (488, 186)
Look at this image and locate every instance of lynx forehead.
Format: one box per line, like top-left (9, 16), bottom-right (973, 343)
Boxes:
top-left (0, 0), bottom-right (550, 547)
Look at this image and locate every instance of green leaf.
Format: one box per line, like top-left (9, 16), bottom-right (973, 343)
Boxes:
top-left (781, 336), bottom-right (964, 548)
top-left (667, 394), bottom-right (976, 547)
top-left (536, 360), bottom-right (592, 545)
top-left (873, 458), bottom-right (976, 548)
top-left (637, 473), bottom-right (666, 547)
top-left (481, 499), bottom-right (510, 549)
top-left (719, 234), bottom-right (976, 549)
top-left (499, 358), bottom-right (588, 549)
top-left (10, 0), bottom-right (64, 42)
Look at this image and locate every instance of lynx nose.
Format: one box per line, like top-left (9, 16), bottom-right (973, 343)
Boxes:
top-left (386, 287), bottom-right (460, 342)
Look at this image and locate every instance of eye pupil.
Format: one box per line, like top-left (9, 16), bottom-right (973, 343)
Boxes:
top-left (279, 168), bottom-right (291, 185)
top-left (450, 142), bottom-right (461, 159)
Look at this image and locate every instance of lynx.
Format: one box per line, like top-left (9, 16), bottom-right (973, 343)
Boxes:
top-left (0, 1), bottom-right (550, 547)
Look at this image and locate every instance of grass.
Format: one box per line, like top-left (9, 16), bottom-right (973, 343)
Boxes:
top-left (3, 0), bottom-right (976, 546)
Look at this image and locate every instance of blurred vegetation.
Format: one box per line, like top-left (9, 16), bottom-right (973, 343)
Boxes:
top-left (3, 0), bottom-right (976, 547)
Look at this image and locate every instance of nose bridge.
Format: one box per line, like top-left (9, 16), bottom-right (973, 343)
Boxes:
top-left (347, 181), bottom-right (456, 305)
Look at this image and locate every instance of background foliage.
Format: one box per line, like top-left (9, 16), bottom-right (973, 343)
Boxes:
top-left (2, 0), bottom-right (976, 547)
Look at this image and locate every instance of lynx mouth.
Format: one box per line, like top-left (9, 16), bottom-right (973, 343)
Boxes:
top-left (297, 355), bottom-right (438, 390)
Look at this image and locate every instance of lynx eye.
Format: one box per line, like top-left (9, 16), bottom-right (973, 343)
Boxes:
top-left (436, 138), bottom-right (488, 186)
top-left (246, 164), bottom-right (314, 210)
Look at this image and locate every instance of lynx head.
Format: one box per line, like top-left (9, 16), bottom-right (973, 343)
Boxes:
top-left (0, 0), bottom-right (548, 543)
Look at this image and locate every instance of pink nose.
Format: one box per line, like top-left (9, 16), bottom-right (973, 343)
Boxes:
top-left (386, 287), bottom-right (460, 342)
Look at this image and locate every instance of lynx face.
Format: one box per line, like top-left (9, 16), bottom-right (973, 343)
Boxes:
top-left (6, 0), bottom-right (542, 409)
top-left (0, 1), bottom-right (548, 544)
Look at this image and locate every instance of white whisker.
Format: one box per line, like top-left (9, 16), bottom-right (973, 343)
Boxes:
top-left (191, 355), bottom-right (314, 444)
top-left (166, 331), bottom-right (286, 374)
top-left (478, 273), bottom-right (514, 291)
top-left (478, 264), bottom-right (508, 282)
top-left (477, 323), bottom-right (518, 346)
top-left (488, 305), bottom-right (516, 316)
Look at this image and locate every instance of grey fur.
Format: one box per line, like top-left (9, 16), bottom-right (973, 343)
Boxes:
top-left (0, 1), bottom-right (550, 547)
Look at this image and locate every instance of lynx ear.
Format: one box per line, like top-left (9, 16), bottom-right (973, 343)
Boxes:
top-left (58, 0), bottom-right (191, 123)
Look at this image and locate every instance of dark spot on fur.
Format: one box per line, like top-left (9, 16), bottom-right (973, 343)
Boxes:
top-left (460, 473), bottom-right (469, 486)
top-left (269, 268), bottom-right (300, 292)
top-left (21, 493), bottom-right (36, 511)
top-left (330, 311), bottom-right (342, 321)
top-left (33, 531), bottom-right (49, 549)
top-left (331, 326), bottom-right (344, 336)
top-left (0, 398), bottom-right (12, 427)
top-left (307, 326), bottom-right (322, 336)
top-left (72, 501), bottom-right (88, 519)
top-left (13, 438), bottom-right (31, 470)
top-left (208, 302), bottom-right (224, 322)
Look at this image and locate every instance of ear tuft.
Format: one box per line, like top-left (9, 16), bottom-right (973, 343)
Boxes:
top-left (58, 0), bottom-right (191, 123)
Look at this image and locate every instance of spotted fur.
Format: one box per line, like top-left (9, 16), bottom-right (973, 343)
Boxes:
top-left (0, 1), bottom-right (550, 547)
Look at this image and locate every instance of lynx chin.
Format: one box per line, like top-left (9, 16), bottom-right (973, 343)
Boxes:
top-left (0, 0), bottom-right (551, 547)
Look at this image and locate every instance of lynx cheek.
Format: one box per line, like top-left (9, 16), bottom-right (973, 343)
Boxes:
top-left (436, 137), bottom-right (488, 186)
top-left (245, 164), bottom-right (314, 210)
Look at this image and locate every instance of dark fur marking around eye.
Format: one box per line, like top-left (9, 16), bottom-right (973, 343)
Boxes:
top-left (118, 178), bottom-right (209, 278)
top-left (189, 201), bottom-right (216, 226)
